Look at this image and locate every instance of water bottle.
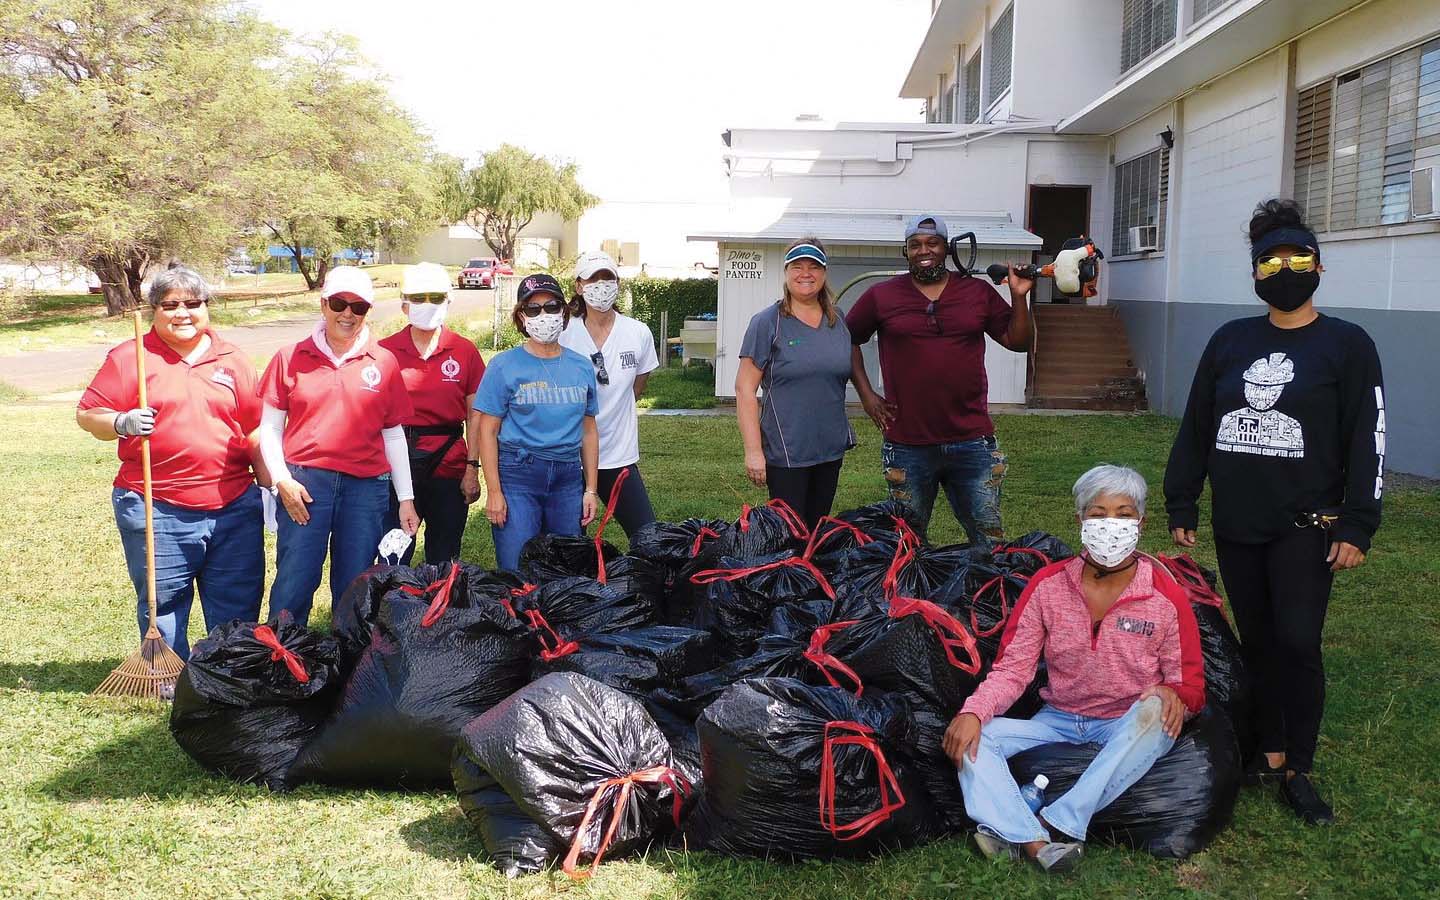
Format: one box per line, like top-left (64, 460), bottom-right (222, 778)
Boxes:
top-left (1020, 774), bottom-right (1049, 813)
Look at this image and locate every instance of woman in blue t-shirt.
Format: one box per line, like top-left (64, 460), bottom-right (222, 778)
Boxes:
top-left (470, 274), bottom-right (600, 571)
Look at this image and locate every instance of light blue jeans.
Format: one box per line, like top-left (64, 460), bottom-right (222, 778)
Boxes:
top-left (958, 696), bottom-right (1174, 843)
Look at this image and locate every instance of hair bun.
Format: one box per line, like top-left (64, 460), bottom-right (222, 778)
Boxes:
top-left (1248, 198), bottom-right (1310, 246)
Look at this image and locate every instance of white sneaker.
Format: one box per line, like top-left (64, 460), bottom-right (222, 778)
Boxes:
top-left (972, 831), bottom-right (1021, 861)
top-left (1028, 841), bottom-right (1084, 874)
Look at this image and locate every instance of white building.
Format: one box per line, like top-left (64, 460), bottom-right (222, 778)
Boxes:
top-left (707, 0), bottom-right (1440, 478)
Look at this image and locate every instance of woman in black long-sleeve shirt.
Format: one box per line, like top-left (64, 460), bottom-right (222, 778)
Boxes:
top-left (1164, 199), bottom-right (1384, 827)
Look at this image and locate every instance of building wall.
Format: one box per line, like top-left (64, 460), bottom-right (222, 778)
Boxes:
top-left (1011, 0), bottom-right (1123, 124)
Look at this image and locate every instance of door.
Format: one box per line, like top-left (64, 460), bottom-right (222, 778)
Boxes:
top-left (1026, 185), bottom-right (1090, 304)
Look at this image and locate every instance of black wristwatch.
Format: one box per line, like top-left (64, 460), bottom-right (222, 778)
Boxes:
top-left (466, 459), bottom-right (481, 468)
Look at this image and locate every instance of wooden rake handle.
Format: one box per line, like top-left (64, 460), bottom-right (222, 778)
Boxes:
top-left (132, 310), bottom-right (160, 638)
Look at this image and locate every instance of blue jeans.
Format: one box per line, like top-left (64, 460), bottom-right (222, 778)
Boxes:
top-left (270, 465), bottom-right (391, 627)
top-left (113, 485), bottom-right (264, 661)
top-left (491, 446), bottom-right (583, 572)
top-left (881, 436), bottom-right (1006, 545)
top-left (958, 697), bottom-right (1175, 843)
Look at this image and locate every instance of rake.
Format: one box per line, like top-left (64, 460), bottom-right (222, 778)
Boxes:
top-left (93, 309), bottom-right (185, 699)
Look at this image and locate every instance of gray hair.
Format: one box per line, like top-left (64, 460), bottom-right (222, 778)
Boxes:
top-left (148, 265), bottom-right (212, 306)
top-left (1073, 464), bottom-right (1148, 516)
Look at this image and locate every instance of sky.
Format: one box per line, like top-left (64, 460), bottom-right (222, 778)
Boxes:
top-left (246, 0), bottom-right (929, 204)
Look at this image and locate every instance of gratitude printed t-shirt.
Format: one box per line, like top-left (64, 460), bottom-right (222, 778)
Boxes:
top-left (378, 326), bottom-right (485, 479)
top-left (259, 336), bottom-right (413, 478)
top-left (79, 329), bottom-right (260, 510)
top-left (473, 345), bottom-right (599, 460)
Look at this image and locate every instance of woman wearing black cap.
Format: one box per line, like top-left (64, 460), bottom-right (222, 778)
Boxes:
top-left (469, 274), bottom-right (600, 572)
top-left (1163, 198), bottom-right (1385, 826)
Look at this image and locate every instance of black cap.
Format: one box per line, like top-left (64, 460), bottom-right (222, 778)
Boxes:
top-left (517, 273), bottom-right (565, 303)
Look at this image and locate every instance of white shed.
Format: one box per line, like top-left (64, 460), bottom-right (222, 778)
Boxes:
top-left (689, 209), bottom-right (1042, 402)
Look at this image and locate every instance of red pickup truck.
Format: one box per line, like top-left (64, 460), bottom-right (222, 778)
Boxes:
top-left (457, 258), bottom-right (513, 290)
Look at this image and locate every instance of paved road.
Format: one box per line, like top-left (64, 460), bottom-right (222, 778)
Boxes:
top-left (0, 289), bottom-right (503, 397)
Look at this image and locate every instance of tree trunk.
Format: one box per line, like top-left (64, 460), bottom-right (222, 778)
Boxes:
top-left (314, 256), bottom-right (330, 289)
top-left (88, 254), bottom-right (140, 316)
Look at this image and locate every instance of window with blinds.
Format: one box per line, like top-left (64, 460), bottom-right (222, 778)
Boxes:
top-left (1111, 148), bottom-right (1170, 254)
top-left (988, 5), bottom-right (1014, 104)
top-left (964, 51), bottom-right (982, 122)
top-left (1192, 0), bottom-right (1230, 23)
top-left (941, 72), bottom-right (956, 123)
top-left (1297, 36), bottom-right (1440, 231)
top-left (1121, 0), bottom-right (1178, 74)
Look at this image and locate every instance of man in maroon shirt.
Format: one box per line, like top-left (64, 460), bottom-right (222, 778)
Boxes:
top-left (846, 214), bottom-right (1034, 544)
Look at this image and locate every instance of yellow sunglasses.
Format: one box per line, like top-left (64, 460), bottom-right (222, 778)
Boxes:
top-left (1256, 254), bottom-right (1318, 278)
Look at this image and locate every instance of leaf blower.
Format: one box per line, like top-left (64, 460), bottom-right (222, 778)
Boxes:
top-left (983, 236), bottom-right (1105, 299)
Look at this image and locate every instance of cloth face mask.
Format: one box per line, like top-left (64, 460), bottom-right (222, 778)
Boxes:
top-left (1254, 268), bottom-right (1319, 312)
top-left (527, 312), bottom-right (565, 343)
top-left (406, 301), bottom-right (448, 330)
top-left (1080, 517), bottom-right (1141, 568)
top-left (581, 281), bottom-right (619, 312)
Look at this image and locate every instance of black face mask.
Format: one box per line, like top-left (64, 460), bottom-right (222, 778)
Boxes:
top-left (1254, 268), bottom-right (1319, 312)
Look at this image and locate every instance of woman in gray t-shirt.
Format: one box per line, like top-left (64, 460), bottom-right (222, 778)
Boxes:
top-left (736, 236), bottom-right (855, 527)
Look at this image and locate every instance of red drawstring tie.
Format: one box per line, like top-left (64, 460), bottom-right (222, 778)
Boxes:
top-left (500, 583), bottom-right (537, 619)
top-left (993, 545), bottom-right (1052, 569)
top-left (1154, 553), bottom-right (1225, 609)
top-left (818, 721), bottom-right (906, 842)
top-left (561, 765), bottom-right (691, 878)
top-left (738, 499), bottom-right (811, 541)
top-left (252, 625), bottom-right (310, 684)
top-left (689, 555), bottom-right (836, 600)
top-left (803, 517), bottom-right (873, 560)
top-left (689, 525), bottom-right (725, 558)
top-left (969, 575), bottom-right (1013, 638)
top-left (888, 594), bottom-right (983, 675)
top-left (803, 620), bottom-right (864, 696)
top-left (398, 561), bottom-right (462, 628)
top-left (524, 608), bottom-right (580, 661)
top-left (591, 468), bottom-right (629, 584)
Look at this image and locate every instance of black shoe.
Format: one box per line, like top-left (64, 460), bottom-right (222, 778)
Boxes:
top-left (1281, 773), bottom-right (1334, 826)
top-left (1244, 755), bottom-right (1285, 787)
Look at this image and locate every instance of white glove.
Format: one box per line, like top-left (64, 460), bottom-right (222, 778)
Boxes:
top-left (114, 407), bottom-right (156, 437)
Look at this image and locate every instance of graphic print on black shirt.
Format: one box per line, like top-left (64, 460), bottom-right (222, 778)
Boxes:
top-left (1215, 352), bottom-right (1305, 458)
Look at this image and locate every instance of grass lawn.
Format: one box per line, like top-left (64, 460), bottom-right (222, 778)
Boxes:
top-left (1, 405), bottom-right (1436, 899)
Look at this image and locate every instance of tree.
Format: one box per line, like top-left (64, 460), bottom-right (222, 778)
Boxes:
top-left (0, 1), bottom-right (289, 313)
top-left (443, 144), bottom-right (598, 265)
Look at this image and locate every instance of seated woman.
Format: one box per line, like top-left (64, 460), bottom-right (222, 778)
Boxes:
top-left (942, 464), bottom-right (1206, 873)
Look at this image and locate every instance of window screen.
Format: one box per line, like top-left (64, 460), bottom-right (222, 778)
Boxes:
top-left (964, 51), bottom-right (982, 123)
top-left (988, 5), bottom-right (1013, 104)
top-left (1121, 0), bottom-right (1178, 74)
top-left (1111, 148), bottom-right (1169, 254)
top-left (1292, 81), bottom-right (1333, 230)
top-left (1192, 0), bottom-right (1229, 22)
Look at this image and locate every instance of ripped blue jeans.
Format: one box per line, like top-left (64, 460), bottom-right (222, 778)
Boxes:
top-left (881, 436), bottom-right (1006, 546)
top-left (957, 697), bottom-right (1175, 844)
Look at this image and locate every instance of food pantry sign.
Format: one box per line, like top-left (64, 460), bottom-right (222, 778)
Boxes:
top-left (723, 249), bottom-right (764, 281)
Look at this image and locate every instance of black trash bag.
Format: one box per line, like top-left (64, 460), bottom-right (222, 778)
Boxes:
top-left (729, 499), bottom-right (810, 558)
top-left (990, 531), bottom-right (1075, 575)
top-left (534, 626), bottom-right (717, 700)
top-left (687, 678), bottom-right (936, 859)
top-left (689, 551), bottom-right (837, 658)
top-left (803, 516), bottom-right (888, 574)
top-left (512, 575), bottom-right (656, 650)
top-left (170, 614), bottom-right (343, 790)
top-left (833, 500), bottom-right (927, 542)
top-left (453, 673), bottom-right (692, 877)
top-left (518, 531), bottom-right (621, 584)
top-left (904, 699), bottom-right (972, 834)
top-left (290, 564), bottom-right (534, 787)
top-left (1007, 707), bottom-right (1242, 859)
top-left (602, 555), bottom-right (669, 616)
top-left (932, 561), bottom-right (1030, 665)
top-left (629, 518), bottom-right (733, 571)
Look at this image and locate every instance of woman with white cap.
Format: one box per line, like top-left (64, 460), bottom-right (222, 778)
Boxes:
top-left (378, 262), bottom-right (485, 564)
top-left (735, 236), bottom-right (855, 527)
top-left (258, 266), bottom-right (419, 625)
top-left (559, 249), bottom-right (660, 535)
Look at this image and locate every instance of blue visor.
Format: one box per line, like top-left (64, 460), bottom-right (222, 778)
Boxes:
top-left (784, 243), bottom-right (827, 267)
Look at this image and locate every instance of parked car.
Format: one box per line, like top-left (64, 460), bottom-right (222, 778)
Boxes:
top-left (457, 258), bottom-right (512, 289)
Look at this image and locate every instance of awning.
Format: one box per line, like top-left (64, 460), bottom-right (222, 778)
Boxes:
top-left (688, 209), bottom-right (1040, 249)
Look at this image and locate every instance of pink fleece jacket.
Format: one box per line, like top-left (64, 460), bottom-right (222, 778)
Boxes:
top-left (960, 556), bottom-right (1206, 724)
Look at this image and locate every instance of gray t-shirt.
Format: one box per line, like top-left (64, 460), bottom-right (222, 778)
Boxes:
top-left (739, 301), bottom-right (854, 468)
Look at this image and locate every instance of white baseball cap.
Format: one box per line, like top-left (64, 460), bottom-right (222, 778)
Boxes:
top-left (321, 266), bottom-right (375, 303)
top-left (401, 262), bottom-right (451, 297)
top-left (575, 250), bottom-right (619, 280)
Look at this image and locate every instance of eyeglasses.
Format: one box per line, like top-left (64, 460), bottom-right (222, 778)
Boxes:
top-left (1256, 254), bottom-right (1318, 279)
top-left (521, 299), bottom-right (565, 317)
top-left (924, 299), bottom-right (943, 335)
top-left (327, 297), bottom-right (372, 316)
top-left (590, 351), bottom-right (610, 385)
top-left (404, 293), bottom-right (448, 304)
top-left (156, 298), bottom-right (207, 312)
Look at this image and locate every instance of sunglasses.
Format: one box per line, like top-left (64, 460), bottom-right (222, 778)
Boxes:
top-left (521, 299), bottom-right (565, 317)
top-left (326, 297), bottom-right (372, 316)
top-left (1256, 254), bottom-right (1318, 279)
top-left (590, 351), bottom-right (610, 385)
top-left (925, 299), bottom-right (943, 335)
top-left (405, 292), bottom-right (448, 304)
top-left (156, 298), bottom-right (207, 312)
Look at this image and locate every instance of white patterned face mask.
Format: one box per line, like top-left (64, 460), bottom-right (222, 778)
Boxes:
top-left (1080, 517), bottom-right (1141, 568)
top-left (406, 300), bottom-right (448, 330)
top-left (581, 281), bottom-right (619, 312)
top-left (527, 312), bottom-right (565, 344)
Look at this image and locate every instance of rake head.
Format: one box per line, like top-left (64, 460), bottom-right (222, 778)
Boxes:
top-left (92, 629), bottom-right (185, 700)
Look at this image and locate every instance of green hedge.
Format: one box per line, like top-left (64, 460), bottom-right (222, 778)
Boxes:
top-left (625, 276), bottom-right (717, 351)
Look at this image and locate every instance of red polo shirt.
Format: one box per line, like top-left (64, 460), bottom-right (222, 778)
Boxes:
top-left (846, 274), bottom-right (1014, 445)
top-left (378, 326), bottom-right (485, 479)
top-left (79, 329), bottom-right (261, 510)
top-left (259, 336), bottom-right (414, 478)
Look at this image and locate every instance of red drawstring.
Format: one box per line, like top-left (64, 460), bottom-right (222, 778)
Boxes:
top-left (993, 545), bottom-right (1052, 568)
top-left (738, 499), bottom-right (811, 541)
top-left (252, 625), bottom-right (310, 684)
top-left (689, 555), bottom-right (836, 600)
top-left (500, 583), bottom-right (537, 619)
top-left (803, 620), bottom-right (864, 696)
top-left (689, 526), bottom-right (725, 558)
top-left (524, 608), bottom-right (580, 661)
top-left (561, 766), bottom-right (691, 878)
top-left (398, 561), bottom-right (462, 628)
top-left (1154, 553), bottom-right (1225, 609)
top-left (888, 594), bottom-right (983, 675)
top-left (818, 721), bottom-right (906, 842)
top-left (803, 517), bottom-right (873, 560)
top-left (969, 575), bottom-right (1012, 638)
top-left (592, 468), bottom-right (629, 584)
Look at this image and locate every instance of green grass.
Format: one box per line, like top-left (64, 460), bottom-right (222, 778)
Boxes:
top-left (640, 364), bottom-right (720, 410)
top-left (1, 406), bottom-right (1437, 898)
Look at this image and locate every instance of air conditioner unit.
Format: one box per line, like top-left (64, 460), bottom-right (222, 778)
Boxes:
top-left (1128, 225), bottom-right (1159, 253)
top-left (1411, 167), bottom-right (1440, 219)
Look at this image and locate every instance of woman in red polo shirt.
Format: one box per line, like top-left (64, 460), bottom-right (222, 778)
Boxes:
top-left (77, 266), bottom-right (265, 661)
top-left (258, 266), bottom-right (419, 626)
top-left (377, 262), bottom-right (485, 563)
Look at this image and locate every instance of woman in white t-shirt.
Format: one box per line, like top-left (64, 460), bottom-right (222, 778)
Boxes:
top-left (560, 250), bottom-right (660, 535)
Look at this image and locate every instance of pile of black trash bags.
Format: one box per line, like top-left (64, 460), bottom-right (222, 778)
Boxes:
top-left (169, 499), bottom-right (1249, 875)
